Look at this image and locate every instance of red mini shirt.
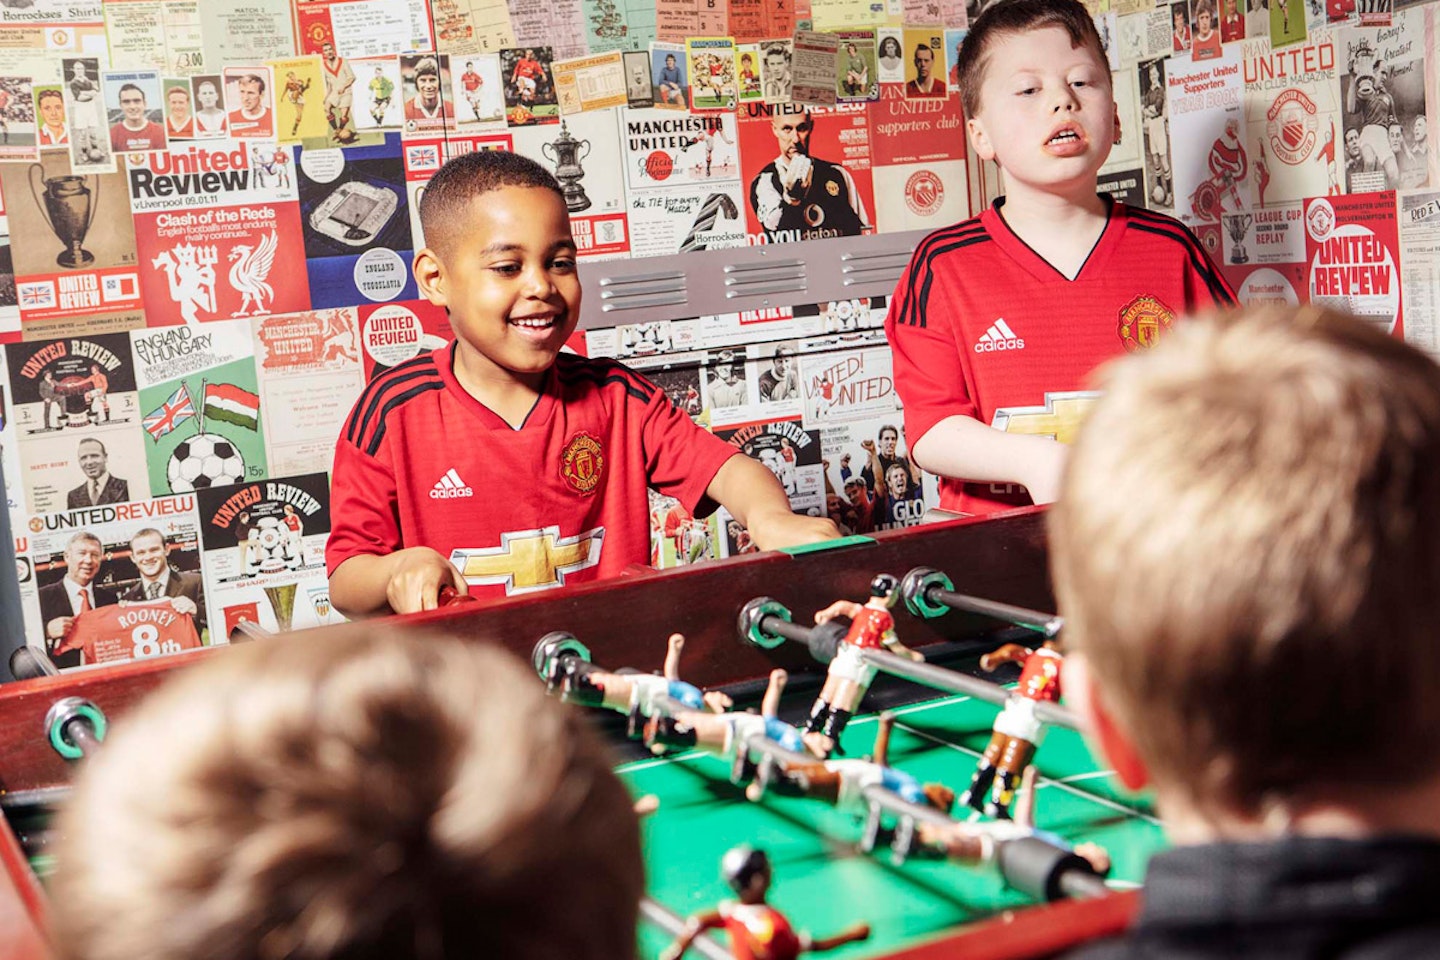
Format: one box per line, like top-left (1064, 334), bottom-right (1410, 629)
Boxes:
top-left (886, 200), bottom-right (1234, 515)
top-left (327, 346), bottom-right (738, 598)
top-left (843, 605), bottom-right (894, 650)
top-left (718, 902), bottom-right (803, 960)
top-left (1017, 646), bottom-right (1063, 703)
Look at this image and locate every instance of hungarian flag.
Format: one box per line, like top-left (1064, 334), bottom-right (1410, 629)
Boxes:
top-left (143, 384), bottom-right (196, 440)
top-left (203, 383), bottom-right (260, 431)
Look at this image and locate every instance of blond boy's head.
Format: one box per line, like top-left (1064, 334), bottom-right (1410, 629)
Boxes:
top-left (955, 0), bottom-right (1110, 119)
top-left (1052, 306), bottom-right (1440, 819)
top-left (53, 629), bottom-right (643, 960)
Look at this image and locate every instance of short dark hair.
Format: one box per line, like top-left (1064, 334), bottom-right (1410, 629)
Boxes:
top-left (118, 83), bottom-right (144, 102)
top-left (956, 0), bottom-right (1110, 117)
top-left (38, 88), bottom-right (62, 108)
top-left (418, 150), bottom-right (565, 256)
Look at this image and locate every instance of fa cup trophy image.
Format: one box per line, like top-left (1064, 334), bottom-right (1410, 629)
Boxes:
top-left (542, 120), bottom-right (592, 212)
top-left (1225, 213), bottom-right (1253, 264)
top-left (29, 164), bottom-right (99, 269)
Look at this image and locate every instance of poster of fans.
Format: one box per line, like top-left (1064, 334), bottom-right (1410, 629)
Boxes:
top-left (297, 133), bottom-right (415, 307)
top-left (4, 333), bottom-right (146, 516)
top-left (2, 153), bottom-right (143, 334)
top-left (197, 472), bottom-right (338, 636)
top-left (128, 140), bottom-right (312, 325)
top-left (25, 493), bottom-right (207, 670)
top-left (737, 100), bottom-right (876, 244)
top-left (1305, 191), bottom-right (1403, 336)
top-left (251, 308), bottom-right (366, 476)
top-left (1241, 31), bottom-right (1342, 204)
top-left (819, 416), bottom-right (933, 534)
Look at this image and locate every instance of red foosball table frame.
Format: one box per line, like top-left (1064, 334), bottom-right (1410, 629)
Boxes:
top-left (0, 508), bottom-right (1139, 960)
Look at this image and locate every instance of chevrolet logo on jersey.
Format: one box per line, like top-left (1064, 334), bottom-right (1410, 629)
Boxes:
top-left (450, 526), bottom-right (605, 595)
top-left (991, 391), bottom-right (1101, 444)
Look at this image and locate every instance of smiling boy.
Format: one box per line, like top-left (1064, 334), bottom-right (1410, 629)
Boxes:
top-left (885, 0), bottom-right (1233, 516)
top-left (327, 151), bottom-right (837, 615)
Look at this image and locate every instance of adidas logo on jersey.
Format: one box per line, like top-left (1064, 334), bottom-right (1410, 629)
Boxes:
top-left (430, 468), bottom-right (474, 499)
top-left (974, 319), bottom-right (1025, 353)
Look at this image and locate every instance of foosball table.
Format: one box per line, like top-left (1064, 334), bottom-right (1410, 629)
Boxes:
top-left (0, 509), bottom-right (1161, 960)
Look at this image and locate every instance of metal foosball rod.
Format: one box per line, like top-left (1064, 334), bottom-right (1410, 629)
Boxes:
top-left (900, 567), bottom-right (1064, 639)
top-left (640, 898), bottom-right (734, 960)
top-left (736, 597), bottom-right (1082, 731)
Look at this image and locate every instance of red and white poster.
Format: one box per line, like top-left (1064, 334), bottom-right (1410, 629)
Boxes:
top-left (869, 83), bottom-right (969, 234)
top-left (1305, 191), bottom-right (1403, 337)
top-left (1241, 31), bottom-right (1342, 205)
top-left (128, 142), bottom-right (311, 325)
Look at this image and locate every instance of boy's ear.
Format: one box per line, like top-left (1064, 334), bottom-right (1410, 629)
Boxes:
top-left (412, 248), bottom-right (448, 307)
top-left (1068, 653), bottom-right (1150, 791)
top-left (966, 116), bottom-right (997, 162)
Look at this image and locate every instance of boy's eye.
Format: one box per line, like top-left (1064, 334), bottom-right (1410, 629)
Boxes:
top-left (490, 263), bottom-right (522, 276)
top-left (1018, 86), bottom-right (1038, 96)
top-left (551, 258), bottom-right (577, 272)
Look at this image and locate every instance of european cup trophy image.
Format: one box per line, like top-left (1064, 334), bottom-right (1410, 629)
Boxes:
top-left (1225, 213), bottom-right (1253, 265)
top-left (543, 120), bottom-right (592, 212)
top-left (29, 164), bottom-right (99, 268)
top-left (263, 583), bottom-right (298, 633)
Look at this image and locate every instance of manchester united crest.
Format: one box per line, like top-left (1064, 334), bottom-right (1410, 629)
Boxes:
top-left (560, 432), bottom-right (605, 495)
top-left (1117, 295), bottom-right (1176, 352)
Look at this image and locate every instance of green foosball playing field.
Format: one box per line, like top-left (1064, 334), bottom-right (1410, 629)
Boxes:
top-left (628, 690), bottom-right (1166, 959)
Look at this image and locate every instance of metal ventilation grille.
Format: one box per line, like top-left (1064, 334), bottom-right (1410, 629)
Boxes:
top-left (723, 258), bottom-right (807, 298)
top-left (597, 270), bottom-right (689, 313)
top-left (841, 247), bottom-right (914, 286)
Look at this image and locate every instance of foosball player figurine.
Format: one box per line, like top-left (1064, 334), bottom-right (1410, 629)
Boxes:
top-left (645, 669), bottom-right (806, 796)
top-left (960, 641), bottom-right (1063, 819)
top-left (661, 846), bottom-right (872, 960)
top-left (547, 632), bottom-right (732, 734)
top-left (803, 574), bottom-right (924, 758)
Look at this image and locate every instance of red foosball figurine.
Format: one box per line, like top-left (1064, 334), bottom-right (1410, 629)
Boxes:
top-left (802, 574), bottom-right (924, 758)
top-left (960, 641), bottom-right (1063, 819)
top-left (661, 845), bottom-right (871, 960)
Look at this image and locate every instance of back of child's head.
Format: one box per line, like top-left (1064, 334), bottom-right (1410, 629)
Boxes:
top-left (418, 150), bottom-right (566, 257)
top-left (52, 628), bottom-right (643, 960)
top-left (955, 0), bottom-right (1110, 117)
top-left (1051, 305), bottom-right (1440, 815)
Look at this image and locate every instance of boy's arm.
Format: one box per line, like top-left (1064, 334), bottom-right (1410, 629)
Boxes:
top-left (706, 455), bottom-right (840, 549)
top-left (912, 417), bottom-right (1068, 506)
top-left (330, 549), bottom-right (468, 617)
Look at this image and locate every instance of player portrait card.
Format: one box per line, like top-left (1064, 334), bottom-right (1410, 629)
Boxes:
top-left (159, 78), bottom-right (198, 142)
top-left (736, 44), bottom-right (763, 104)
top-left (35, 84), bottom-right (69, 152)
top-left (102, 70), bottom-right (168, 157)
top-left (1269, 0), bottom-right (1308, 43)
top-left (451, 55), bottom-right (504, 126)
top-left (944, 29), bottom-right (967, 90)
top-left (400, 52), bottom-right (453, 137)
top-left (62, 58), bottom-right (114, 174)
top-left (353, 56), bottom-right (403, 132)
top-left (188, 74), bottom-right (229, 140)
top-left (702, 346), bottom-right (754, 420)
top-left (1190, 0), bottom-right (1224, 59)
top-left (1171, 0), bottom-right (1193, 53)
top-left (877, 30), bottom-right (905, 85)
top-left (622, 51), bottom-right (654, 108)
top-left (26, 494), bottom-right (209, 670)
top-left (265, 56), bottom-right (328, 145)
top-left (834, 30), bottom-right (878, 103)
top-left (687, 37), bottom-right (737, 112)
top-left (223, 65), bottom-right (277, 139)
top-left (901, 29), bottom-right (946, 99)
top-left (760, 38), bottom-right (793, 104)
top-left (790, 32), bottom-right (839, 106)
top-left (650, 42), bottom-right (689, 110)
top-left (0, 77), bottom-right (37, 163)
top-left (500, 47), bottom-right (559, 126)
top-left (197, 472), bottom-right (335, 636)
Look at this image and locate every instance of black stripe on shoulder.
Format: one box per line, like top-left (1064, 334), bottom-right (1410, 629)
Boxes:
top-left (554, 354), bottom-right (656, 404)
top-left (904, 234), bottom-right (992, 330)
top-left (896, 219), bottom-right (988, 330)
top-left (345, 354), bottom-right (441, 448)
top-left (1126, 210), bottom-right (1235, 306)
top-left (364, 381), bottom-right (447, 458)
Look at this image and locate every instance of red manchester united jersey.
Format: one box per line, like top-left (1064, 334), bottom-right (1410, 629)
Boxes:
top-left (57, 601), bottom-right (201, 666)
top-left (719, 901), bottom-right (803, 960)
top-left (1017, 646), bottom-right (1063, 703)
top-left (886, 200), bottom-right (1234, 515)
top-left (843, 606), bottom-right (894, 649)
top-left (327, 346), bottom-right (738, 598)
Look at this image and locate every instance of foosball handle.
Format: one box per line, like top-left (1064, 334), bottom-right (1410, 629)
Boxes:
top-left (45, 696), bottom-right (107, 761)
top-left (996, 835), bottom-right (1109, 902)
top-left (438, 585), bottom-right (478, 606)
top-left (736, 597), bottom-right (851, 663)
top-left (9, 646), bottom-right (59, 681)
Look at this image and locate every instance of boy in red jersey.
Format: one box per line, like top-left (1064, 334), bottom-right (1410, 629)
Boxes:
top-left (327, 150), bottom-right (837, 615)
top-left (885, 0), bottom-right (1233, 517)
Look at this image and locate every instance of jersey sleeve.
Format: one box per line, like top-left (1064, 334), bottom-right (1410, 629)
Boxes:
top-left (885, 245), bottom-right (976, 450)
top-left (638, 386), bottom-right (739, 517)
top-left (325, 434), bottom-right (403, 577)
top-left (1179, 223), bottom-right (1238, 311)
